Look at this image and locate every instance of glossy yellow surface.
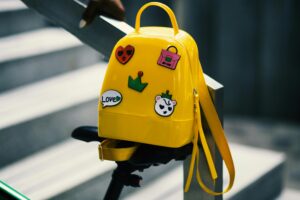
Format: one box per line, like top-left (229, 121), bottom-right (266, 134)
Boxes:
top-left (98, 13), bottom-right (196, 148)
top-left (98, 2), bottom-right (235, 195)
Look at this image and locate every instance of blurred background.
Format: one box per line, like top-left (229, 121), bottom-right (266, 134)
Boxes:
top-left (0, 0), bottom-right (299, 199)
top-left (125, 0), bottom-right (300, 120)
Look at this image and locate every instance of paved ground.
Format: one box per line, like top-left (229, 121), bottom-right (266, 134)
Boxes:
top-left (224, 116), bottom-right (300, 190)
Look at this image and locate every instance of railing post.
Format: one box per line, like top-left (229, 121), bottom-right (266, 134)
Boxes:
top-left (184, 75), bottom-right (223, 200)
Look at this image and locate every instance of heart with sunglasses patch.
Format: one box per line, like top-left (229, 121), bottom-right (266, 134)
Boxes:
top-left (115, 45), bottom-right (135, 64)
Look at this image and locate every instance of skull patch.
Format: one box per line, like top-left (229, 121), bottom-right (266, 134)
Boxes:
top-left (154, 90), bottom-right (177, 117)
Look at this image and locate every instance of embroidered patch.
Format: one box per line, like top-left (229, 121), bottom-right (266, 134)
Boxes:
top-left (115, 45), bottom-right (134, 64)
top-left (157, 46), bottom-right (181, 70)
top-left (101, 90), bottom-right (122, 108)
top-left (154, 90), bottom-right (177, 117)
top-left (128, 71), bottom-right (148, 92)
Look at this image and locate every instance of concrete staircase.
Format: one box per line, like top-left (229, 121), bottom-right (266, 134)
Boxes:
top-left (0, 1), bottom-right (288, 199)
top-left (0, 0), bottom-right (46, 37)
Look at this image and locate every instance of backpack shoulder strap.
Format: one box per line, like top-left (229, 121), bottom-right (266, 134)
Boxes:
top-left (183, 45), bottom-right (235, 195)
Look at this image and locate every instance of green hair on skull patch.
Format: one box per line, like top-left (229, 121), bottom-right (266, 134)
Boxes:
top-left (161, 90), bottom-right (173, 100)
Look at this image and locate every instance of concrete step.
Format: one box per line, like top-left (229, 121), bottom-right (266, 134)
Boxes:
top-left (0, 0), bottom-right (48, 37)
top-left (0, 139), bottom-right (115, 200)
top-left (124, 144), bottom-right (286, 200)
top-left (276, 188), bottom-right (300, 200)
top-left (0, 142), bottom-right (285, 200)
top-left (223, 144), bottom-right (285, 200)
top-left (225, 117), bottom-right (300, 190)
top-left (0, 28), bottom-right (101, 92)
top-left (0, 137), bottom-right (181, 200)
top-left (0, 63), bottom-right (106, 167)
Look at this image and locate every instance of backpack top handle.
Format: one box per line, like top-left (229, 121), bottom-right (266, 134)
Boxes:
top-left (135, 2), bottom-right (179, 35)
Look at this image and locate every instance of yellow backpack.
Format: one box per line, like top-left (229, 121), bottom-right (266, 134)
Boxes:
top-left (98, 2), bottom-right (235, 195)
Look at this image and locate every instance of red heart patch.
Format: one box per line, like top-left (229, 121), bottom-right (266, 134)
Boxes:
top-left (115, 45), bottom-right (135, 64)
